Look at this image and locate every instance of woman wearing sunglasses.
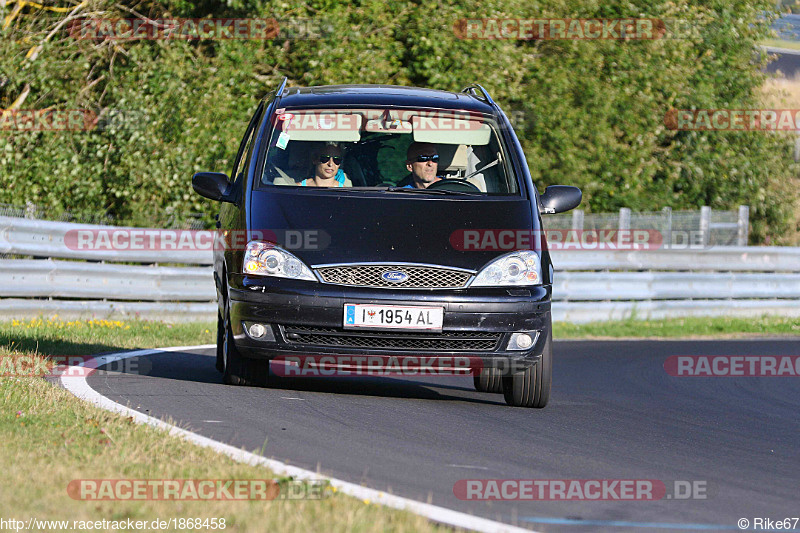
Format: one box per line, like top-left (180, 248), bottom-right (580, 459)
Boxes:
top-left (299, 142), bottom-right (351, 187)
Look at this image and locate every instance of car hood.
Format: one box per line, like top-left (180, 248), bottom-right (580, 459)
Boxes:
top-left (247, 190), bottom-right (538, 271)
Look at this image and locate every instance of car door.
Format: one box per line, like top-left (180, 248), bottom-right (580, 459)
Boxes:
top-left (214, 102), bottom-right (265, 303)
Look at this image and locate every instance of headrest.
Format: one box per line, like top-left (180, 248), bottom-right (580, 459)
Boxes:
top-left (436, 144), bottom-right (468, 169)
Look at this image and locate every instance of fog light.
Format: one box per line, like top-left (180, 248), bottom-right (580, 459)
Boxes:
top-left (508, 332), bottom-right (538, 351)
top-left (516, 334), bottom-right (532, 348)
top-left (244, 322), bottom-right (275, 341)
top-left (249, 323), bottom-right (267, 338)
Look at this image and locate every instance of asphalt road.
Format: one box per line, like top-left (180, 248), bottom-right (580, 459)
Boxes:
top-left (768, 14), bottom-right (800, 77)
top-left (765, 49), bottom-right (800, 78)
top-left (85, 339), bottom-right (800, 532)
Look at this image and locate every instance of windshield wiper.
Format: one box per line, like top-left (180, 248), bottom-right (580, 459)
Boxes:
top-left (383, 187), bottom-right (478, 196)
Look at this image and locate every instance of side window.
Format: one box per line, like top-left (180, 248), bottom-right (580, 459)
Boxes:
top-left (234, 128), bottom-right (256, 184)
top-left (231, 103), bottom-right (264, 185)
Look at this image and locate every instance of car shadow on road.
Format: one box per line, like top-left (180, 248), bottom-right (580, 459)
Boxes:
top-left (97, 349), bottom-right (506, 407)
top-left (0, 332), bottom-right (125, 359)
top-left (265, 374), bottom-right (505, 406)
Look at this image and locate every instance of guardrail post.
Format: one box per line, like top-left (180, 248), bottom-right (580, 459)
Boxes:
top-left (619, 208), bottom-right (631, 231)
top-left (571, 209), bottom-right (584, 230)
top-left (662, 206), bottom-right (672, 248)
top-left (737, 205), bottom-right (750, 246)
top-left (699, 206), bottom-right (711, 247)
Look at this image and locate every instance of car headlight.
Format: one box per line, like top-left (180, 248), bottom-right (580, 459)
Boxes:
top-left (471, 250), bottom-right (542, 286)
top-left (243, 241), bottom-right (316, 281)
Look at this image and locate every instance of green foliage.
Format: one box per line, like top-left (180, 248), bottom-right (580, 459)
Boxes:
top-left (777, 0), bottom-right (800, 14)
top-left (0, 0), bottom-right (796, 240)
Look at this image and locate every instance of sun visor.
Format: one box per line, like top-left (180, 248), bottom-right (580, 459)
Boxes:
top-left (281, 112), bottom-right (363, 142)
top-left (411, 116), bottom-right (492, 145)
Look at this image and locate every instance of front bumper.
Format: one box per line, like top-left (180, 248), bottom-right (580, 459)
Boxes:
top-left (227, 275), bottom-right (552, 370)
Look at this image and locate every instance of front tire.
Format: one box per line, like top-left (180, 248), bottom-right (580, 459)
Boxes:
top-left (473, 367), bottom-right (503, 393)
top-left (221, 306), bottom-right (270, 387)
top-left (502, 329), bottom-right (552, 408)
top-left (215, 311), bottom-right (225, 373)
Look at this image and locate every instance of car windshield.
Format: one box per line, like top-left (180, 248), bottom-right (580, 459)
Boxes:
top-left (258, 107), bottom-right (519, 195)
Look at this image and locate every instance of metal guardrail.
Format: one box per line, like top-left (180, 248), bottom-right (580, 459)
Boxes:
top-left (549, 247), bottom-right (800, 272)
top-left (553, 271), bottom-right (800, 301)
top-left (552, 299), bottom-right (800, 324)
top-left (1, 216), bottom-right (799, 322)
top-left (0, 260), bottom-right (214, 301)
top-left (546, 206), bottom-right (750, 246)
top-left (0, 216), bottom-right (211, 264)
top-left (0, 299), bottom-right (216, 321)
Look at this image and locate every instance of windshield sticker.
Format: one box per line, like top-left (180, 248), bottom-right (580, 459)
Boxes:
top-left (276, 131), bottom-right (290, 150)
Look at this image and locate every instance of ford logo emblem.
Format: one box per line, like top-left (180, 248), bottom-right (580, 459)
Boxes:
top-left (381, 270), bottom-right (409, 283)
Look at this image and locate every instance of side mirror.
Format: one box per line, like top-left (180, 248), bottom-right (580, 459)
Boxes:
top-left (192, 172), bottom-right (234, 203)
top-left (540, 185), bottom-right (582, 214)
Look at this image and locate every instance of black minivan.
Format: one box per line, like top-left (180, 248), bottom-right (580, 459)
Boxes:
top-left (192, 80), bottom-right (581, 408)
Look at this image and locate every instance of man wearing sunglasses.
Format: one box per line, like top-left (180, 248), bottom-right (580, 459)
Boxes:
top-left (299, 142), bottom-right (351, 187)
top-left (399, 142), bottom-right (441, 189)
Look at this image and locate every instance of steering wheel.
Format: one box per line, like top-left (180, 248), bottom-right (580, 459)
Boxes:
top-left (425, 178), bottom-right (481, 193)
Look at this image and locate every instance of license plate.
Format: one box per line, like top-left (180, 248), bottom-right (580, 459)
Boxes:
top-left (343, 304), bottom-right (444, 330)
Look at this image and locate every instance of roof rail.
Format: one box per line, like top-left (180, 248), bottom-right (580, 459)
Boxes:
top-left (276, 76), bottom-right (288, 97)
top-left (461, 84), bottom-right (494, 105)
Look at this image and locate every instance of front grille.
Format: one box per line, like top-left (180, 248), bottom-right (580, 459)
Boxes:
top-left (315, 264), bottom-right (472, 289)
top-left (281, 325), bottom-right (501, 351)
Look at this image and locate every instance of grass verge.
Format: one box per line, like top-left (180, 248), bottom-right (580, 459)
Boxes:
top-left (0, 318), bottom-right (447, 533)
top-left (761, 38), bottom-right (800, 50)
top-left (554, 314), bottom-right (800, 339)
